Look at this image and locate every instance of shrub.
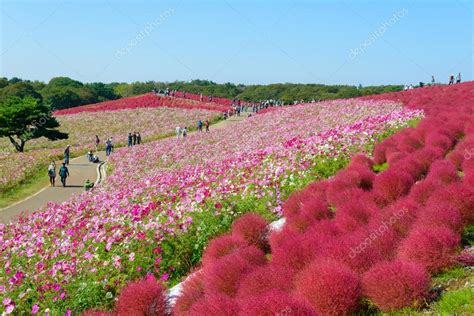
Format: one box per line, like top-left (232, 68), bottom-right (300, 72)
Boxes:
top-left (282, 190), bottom-right (305, 219)
top-left (320, 230), bottom-right (382, 274)
top-left (425, 159), bottom-right (459, 184)
top-left (236, 265), bottom-right (292, 301)
top-left (335, 198), bottom-right (379, 233)
top-left (386, 151), bottom-right (408, 165)
top-left (173, 272), bottom-right (205, 316)
top-left (327, 186), bottom-right (366, 209)
top-left (187, 294), bottom-right (239, 316)
top-left (201, 235), bottom-right (245, 267)
top-left (410, 179), bottom-right (443, 206)
top-left (239, 290), bottom-right (317, 315)
top-left (362, 260), bottom-right (430, 311)
top-left (271, 233), bottom-right (320, 273)
top-left (284, 192), bottom-right (331, 233)
top-left (268, 226), bottom-right (297, 251)
top-left (115, 276), bottom-right (166, 316)
top-left (427, 183), bottom-right (474, 226)
top-left (295, 259), bottom-right (362, 315)
top-left (349, 154), bottom-right (374, 169)
top-left (373, 170), bottom-right (414, 206)
top-left (381, 197), bottom-right (418, 238)
top-left (345, 164), bottom-right (376, 190)
top-left (416, 202), bottom-right (463, 233)
top-left (425, 132), bottom-right (454, 153)
top-left (397, 226), bottom-right (460, 273)
top-left (231, 213), bottom-right (269, 250)
top-left (203, 246), bottom-right (265, 297)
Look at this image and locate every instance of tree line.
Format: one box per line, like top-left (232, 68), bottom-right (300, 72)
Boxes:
top-left (0, 77), bottom-right (403, 110)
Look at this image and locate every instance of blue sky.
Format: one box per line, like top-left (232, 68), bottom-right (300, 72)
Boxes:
top-left (1, 0), bottom-right (472, 85)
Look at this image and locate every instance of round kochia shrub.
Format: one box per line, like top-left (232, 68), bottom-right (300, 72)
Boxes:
top-left (231, 213), bottom-right (269, 250)
top-left (362, 260), bottom-right (430, 311)
top-left (201, 235), bottom-right (244, 267)
top-left (203, 246), bottom-right (265, 297)
top-left (426, 183), bottom-right (474, 226)
top-left (239, 290), bottom-right (317, 316)
top-left (373, 170), bottom-right (414, 206)
top-left (425, 159), bottom-right (459, 184)
top-left (187, 293), bottom-right (239, 316)
top-left (236, 265), bottom-right (292, 301)
top-left (114, 276), bottom-right (166, 316)
top-left (296, 259), bottom-right (362, 315)
top-left (397, 226), bottom-right (460, 273)
top-left (173, 272), bottom-right (205, 316)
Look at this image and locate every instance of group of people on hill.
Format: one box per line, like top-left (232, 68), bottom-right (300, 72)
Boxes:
top-left (127, 132), bottom-right (142, 147)
top-left (405, 72), bottom-right (462, 90)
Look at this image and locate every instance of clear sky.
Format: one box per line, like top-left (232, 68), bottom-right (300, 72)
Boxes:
top-left (1, 0), bottom-right (472, 86)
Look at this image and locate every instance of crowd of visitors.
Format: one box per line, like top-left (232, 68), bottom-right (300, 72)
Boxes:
top-left (127, 132), bottom-right (142, 147)
top-left (405, 72), bottom-right (462, 90)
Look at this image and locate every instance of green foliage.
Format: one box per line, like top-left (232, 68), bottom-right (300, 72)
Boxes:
top-left (0, 76), bottom-right (403, 111)
top-left (0, 82), bottom-right (43, 101)
top-left (433, 288), bottom-right (474, 314)
top-left (433, 267), bottom-right (466, 284)
top-left (373, 162), bottom-right (389, 173)
top-left (0, 96), bottom-right (68, 152)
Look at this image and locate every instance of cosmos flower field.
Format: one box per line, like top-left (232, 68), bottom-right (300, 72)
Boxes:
top-left (0, 98), bottom-right (423, 314)
top-left (0, 106), bottom-right (220, 194)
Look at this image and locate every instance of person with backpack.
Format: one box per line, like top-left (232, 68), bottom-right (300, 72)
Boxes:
top-left (64, 145), bottom-right (70, 165)
top-left (59, 163), bottom-right (69, 187)
top-left (205, 120), bottom-right (210, 132)
top-left (105, 138), bottom-right (113, 157)
top-left (48, 161), bottom-right (56, 187)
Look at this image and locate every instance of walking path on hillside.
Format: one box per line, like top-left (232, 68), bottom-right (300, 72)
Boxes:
top-left (0, 113), bottom-right (250, 224)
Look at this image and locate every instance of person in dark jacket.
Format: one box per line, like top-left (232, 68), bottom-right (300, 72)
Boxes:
top-left (59, 163), bottom-right (69, 187)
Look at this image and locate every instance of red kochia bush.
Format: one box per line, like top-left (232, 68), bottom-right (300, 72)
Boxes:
top-left (416, 201), bottom-right (463, 233)
top-left (203, 246), bottom-right (265, 297)
top-left (231, 213), bottom-right (269, 250)
top-left (373, 170), bottom-right (414, 206)
top-left (397, 226), bottom-right (460, 273)
top-left (187, 293), bottom-right (239, 316)
top-left (425, 159), bottom-right (459, 184)
top-left (427, 183), bottom-right (474, 225)
top-left (173, 272), bottom-right (205, 316)
top-left (236, 265), bottom-right (292, 301)
top-left (271, 232), bottom-right (320, 273)
top-left (296, 259), bottom-right (362, 315)
top-left (335, 197), bottom-right (379, 232)
top-left (239, 290), bottom-right (317, 316)
top-left (282, 182), bottom-right (331, 232)
top-left (362, 260), bottom-right (430, 311)
top-left (201, 235), bottom-right (244, 267)
top-left (115, 276), bottom-right (166, 316)
top-left (381, 197), bottom-right (419, 238)
top-left (410, 179), bottom-right (443, 206)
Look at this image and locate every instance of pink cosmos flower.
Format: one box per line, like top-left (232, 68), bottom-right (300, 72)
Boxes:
top-left (31, 304), bottom-right (39, 314)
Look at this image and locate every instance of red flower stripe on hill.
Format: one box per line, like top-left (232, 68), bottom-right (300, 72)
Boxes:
top-left (54, 93), bottom-right (231, 115)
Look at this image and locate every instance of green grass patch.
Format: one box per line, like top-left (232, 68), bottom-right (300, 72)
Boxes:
top-left (373, 162), bottom-right (389, 173)
top-left (433, 267), bottom-right (466, 284)
top-left (433, 288), bottom-right (474, 314)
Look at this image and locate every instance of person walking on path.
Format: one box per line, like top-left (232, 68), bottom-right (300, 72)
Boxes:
top-left (133, 132), bottom-right (137, 145)
top-left (128, 133), bottom-right (133, 147)
top-left (456, 72), bottom-right (461, 84)
top-left (95, 135), bottom-right (100, 151)
top-left (64, 145), bottom-right (70, 165)
top-left (59, 163), bottom-right (69, 187)
top-left (182, 126), bottom-right (188, 138)
top-left (48, 161), bottom-right (56, 187)
top-left (431, 76), bottom-right (435, 85)
top-left (449, 74), bottom-right (455, 85)
top-left (105, 138), bottom-right (113, 157)
top-left (137, 132), bottom-right (141, 145)
top-left (205, 120), bottom-right (210, 132)
top-left (198, 120), bottom-right (203, 132)
top-left (176, 126), bottom-right (181, 138)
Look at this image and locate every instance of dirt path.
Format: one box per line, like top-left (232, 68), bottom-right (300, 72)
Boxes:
top-left (0, 113), bottom-right (250, 224)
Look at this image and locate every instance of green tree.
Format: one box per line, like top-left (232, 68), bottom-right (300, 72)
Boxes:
top-left (47, 76), bottom-right (83, 88)
top-left (0, 96), bottom-right (68, 152)
top-left (0, 82), bottom-right (43, 101)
